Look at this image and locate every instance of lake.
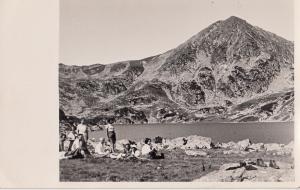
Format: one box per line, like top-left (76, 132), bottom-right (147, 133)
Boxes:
top-left (89, 122), bottom-right (294, 144)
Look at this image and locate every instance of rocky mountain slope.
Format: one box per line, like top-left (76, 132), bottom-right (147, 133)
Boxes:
top-left (59, 16), bottom-right (294, 124)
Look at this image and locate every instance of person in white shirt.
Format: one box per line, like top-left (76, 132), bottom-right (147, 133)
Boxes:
top-left (141, 138), bottom-right (164, 159)
top-left (77, 119), bottom-right (88, 141)
top-left (71, 135), bottom-right (81, 151)
top-left (105, 121), bottom-right (116, 152)
top-left (94, 137), bottom-right (110, 157)
top-left (76, 119), bottom-right (91, 156)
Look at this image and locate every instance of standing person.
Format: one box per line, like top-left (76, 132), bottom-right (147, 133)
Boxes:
top-left (77, 119), bottom-right (88, 143)
top-left (76, 119), bottom-right (91, 155)
top-left (105, 120), bottom-right (116, 152)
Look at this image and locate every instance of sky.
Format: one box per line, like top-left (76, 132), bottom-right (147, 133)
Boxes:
top-left (60, 0), bottom-right (294, 66)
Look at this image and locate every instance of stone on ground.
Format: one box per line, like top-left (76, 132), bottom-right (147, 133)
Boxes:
top-left (185, 150), bottom-right (208, 156)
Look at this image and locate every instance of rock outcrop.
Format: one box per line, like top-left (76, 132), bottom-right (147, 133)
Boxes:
top-left (163, 135), bottom-right (212, 150)
top-left (194, 161), bottom-right (294, 182)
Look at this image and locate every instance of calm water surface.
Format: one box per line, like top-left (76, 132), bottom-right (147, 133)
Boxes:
top-left (90, 122), bottom-right (294, 144)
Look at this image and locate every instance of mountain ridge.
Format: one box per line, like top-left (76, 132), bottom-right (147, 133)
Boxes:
top-left (59, 16), bottom-right (294, 125)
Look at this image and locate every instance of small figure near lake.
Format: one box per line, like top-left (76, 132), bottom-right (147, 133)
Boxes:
top-left (105, 121), bottom-right (117, 153)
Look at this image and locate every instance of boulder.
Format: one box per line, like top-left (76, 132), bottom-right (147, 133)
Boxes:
top-left (264, 143), bottom-right (284, 151)
top-left (285, 141), bottom-right (294, 149)
top-left (164, 135), bottom-right (212, 150)
top-left (193, 167), bottom-right (246, 182)
top-left (185, 150), bottom-right (208, 157)
top-left (219, 163), bottom-right (240, 170)
top-left (181, 135), bottom-right (212, 149)
top-left (243, 167), bottom-right (294, 182)
top-left (283, 141), bottom-right (294, 156)
top-left (276, 161), bottom-right (294, 170)
top-left (231, 167), bottom-right (246, 181)
top-left (220, 141), bottom-right (238, 149)
top-left (247, 143), bottom-right (264, 152)
top-left (221, 139), bottom-right (251, 150)
top-left (271, 150), bottom-right (290, 156)
top-left (164, 137), bottom-right (184, 150)
top-left (264, 142), bottom-right (293, 156)
top-left (236, 139), bottom-right (251, 150)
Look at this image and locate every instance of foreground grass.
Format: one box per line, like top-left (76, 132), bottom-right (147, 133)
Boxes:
top-left (60, 149), bottom-right (292, 182)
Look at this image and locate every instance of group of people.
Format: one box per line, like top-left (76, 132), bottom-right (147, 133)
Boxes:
top-left (59, 119), bottom-right (164, 160)
top-left (93, 137), bottom-right (140, 159)
top-left (60, 119), bottom-right (91, 159)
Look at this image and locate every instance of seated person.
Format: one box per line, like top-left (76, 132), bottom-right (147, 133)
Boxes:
top-left (65, 134), bottom-right (86, 159)
top-left (67, 130), bottom-right (76, 151)
top-left (123, 143), bottom-right (131, 156)
top-left (94, 137), bottom-right (110, 157)
top-left (108, 143), bottom-right (135, 160)
top-left (119, 143), bottom-right (139, 159)
top-left (130, 144), bottom-right (141, 158)
top-left (108, 143), bottom-right (130, 160)
top-left (59, 133), bottom-right (67, 152)
top-left (141, 138), bottom-right (164, 159)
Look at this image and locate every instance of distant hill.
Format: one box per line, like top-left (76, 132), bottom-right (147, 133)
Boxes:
top-left (59, 16), bottom-right (294, 124)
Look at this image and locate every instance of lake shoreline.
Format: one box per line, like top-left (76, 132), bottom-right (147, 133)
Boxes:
top-left (90, 122), bottom-right (294, 144)
top-left (111, 121), bottom-right (294, 126)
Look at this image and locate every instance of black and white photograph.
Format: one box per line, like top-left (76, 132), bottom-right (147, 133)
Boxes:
top-left (59, 0), bottom-right (294, 182)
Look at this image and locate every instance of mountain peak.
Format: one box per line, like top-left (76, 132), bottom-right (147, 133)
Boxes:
top-left (222, 16), bottom-right (248, 27)
top-left (225, 16), bottom-right (245, 22)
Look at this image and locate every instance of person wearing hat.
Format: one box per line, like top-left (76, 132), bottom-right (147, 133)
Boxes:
top-left (130, 144), bottom-right (141, 158)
